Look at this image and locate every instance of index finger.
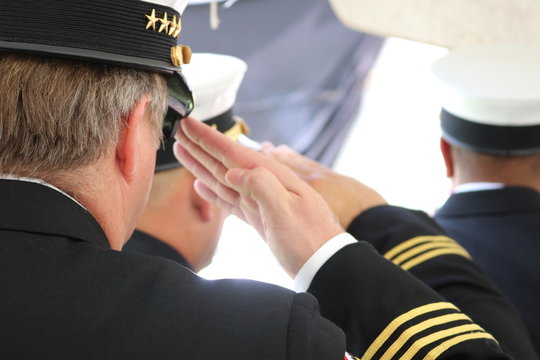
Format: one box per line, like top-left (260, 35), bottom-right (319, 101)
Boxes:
top-left (178, 117), bottom-right (305, 192)
top-left (178, 116), bottom-right (260, 170)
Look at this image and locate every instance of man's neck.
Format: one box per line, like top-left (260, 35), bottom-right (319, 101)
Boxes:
top-left (2, 165), bottom-right (131, 251)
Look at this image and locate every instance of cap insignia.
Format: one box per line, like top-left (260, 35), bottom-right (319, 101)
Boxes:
top-left (223, 117), bottom-right (250, 141)
top-left (169, 15), bottom-right (182, 38)
top-left (158, 12), bottom-right (171, 33)
top-left (145, 9), bottom-right (182, 39)
top-left (145, 9), bottom-right (159, 31)
top-left (170, 45), bottom-right (192, 67)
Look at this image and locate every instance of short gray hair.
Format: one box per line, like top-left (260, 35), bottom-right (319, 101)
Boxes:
top-left (0, 54), bottom-right (168, 178)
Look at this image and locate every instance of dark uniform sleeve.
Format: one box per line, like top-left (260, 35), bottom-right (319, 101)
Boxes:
top-left (307, 208), bottom-right (512, 360)
top-left (287, 292), bottom-right (346, 360)
top-left (338, 205), bottom-right (538, 360)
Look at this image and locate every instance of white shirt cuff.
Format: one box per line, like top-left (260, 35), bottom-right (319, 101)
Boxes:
top-left (294, 232), bottom-right (357, 292)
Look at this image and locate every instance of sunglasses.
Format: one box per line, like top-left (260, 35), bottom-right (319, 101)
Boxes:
top-left (163, 71), bottom-right (194, 139)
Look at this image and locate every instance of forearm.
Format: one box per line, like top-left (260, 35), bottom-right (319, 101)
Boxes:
top-left (173, 118), bottom-right (512, 359)
top-left (308, 241), bottom-right (507, 359)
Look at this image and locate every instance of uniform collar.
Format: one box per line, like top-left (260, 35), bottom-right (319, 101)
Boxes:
top-left (125, 230), bottom-right (192, 269)
top-left (0, 178), bottom-right (110, 249)
top-left (453, 182), bottom-right (504, 194)
top-left (437, 186), bottom-right (540, 218)
top-left (0, 174), bottom-right (87, 210)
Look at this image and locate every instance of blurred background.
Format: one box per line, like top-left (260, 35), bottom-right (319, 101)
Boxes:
top-left (182, 0), bottom-right (450, 288)
top-left (199, 37), bottom-right (450, 288)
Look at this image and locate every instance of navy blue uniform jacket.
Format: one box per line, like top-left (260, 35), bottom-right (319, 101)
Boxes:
top-left (435, 186), bottom-right (540, 353)
top-left (124, 230), bottom-right (192, 269)
top-left (0, 179), bottom-right (511, 359)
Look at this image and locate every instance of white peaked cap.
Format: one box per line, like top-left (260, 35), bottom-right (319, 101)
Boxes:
top-left (432, 43), bottom-right (540, 155)
top-left (182, 53), bottom-right (248, 121)
top-left (328, 0), bottom-right (540, 48)
top-left (143, 0), bottom-right (189, 13)
top-left (156, 53), bottom-right (250, 172)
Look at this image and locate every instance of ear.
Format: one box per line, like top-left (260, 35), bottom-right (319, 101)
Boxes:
top-left (116, 95), bottom-right (152, 182)
top-left (440, 137), bottom-right (454, 178)
top-left (189, 178), bottom-right (214, 222)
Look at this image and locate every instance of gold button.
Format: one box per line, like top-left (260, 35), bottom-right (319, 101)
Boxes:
top-left (170, 45), bottom-right (192, 67)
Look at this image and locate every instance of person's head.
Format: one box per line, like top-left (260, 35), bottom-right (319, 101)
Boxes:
top-left (137, 166), bottom-right (227, 271)
top-left (0, 53), bottom-right (166, 191)
top-left (432, 43), bottom-right (540, 190)
top-left (132, 53), bottom-right (250, 270)
top-left (0, 0), bottom-right (192, 249)
top-left (440, 139), bottom-right (540, 188)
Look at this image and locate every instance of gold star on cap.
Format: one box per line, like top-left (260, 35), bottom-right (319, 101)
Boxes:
top-left (158, 12), bottom-right (171, 33)
top-left (173, 17), bottom-right (182, 38)
top-left (168, 15), bottom-right (177, 36)
top-left (145, 9), bottom-right (159, 31)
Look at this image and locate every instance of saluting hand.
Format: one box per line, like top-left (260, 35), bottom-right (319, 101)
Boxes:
top-left (261, 144), bottom-right (387, 229)
top-left (173, 117), bottom-right (343, 277)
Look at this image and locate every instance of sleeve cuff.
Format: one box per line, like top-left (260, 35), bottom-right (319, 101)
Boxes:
top-left (294, 233), bottom-right (357, 292)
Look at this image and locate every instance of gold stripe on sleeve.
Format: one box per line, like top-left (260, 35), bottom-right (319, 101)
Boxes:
top-left (400, 324), bottom-right (487, 360)
top-left (391, 242), bottom-right (466, 266)
top-left (423, 332), bottom-right (498, 360)
top-left (384, 236), bottom-right (454, 260)
top-left (360, 302), bottom-right (458, 360)
top-left (379, 313), bottom-right (472, 360)
top-left (400, 248), bottom-right (472, 271)
top-left (382, 235), bottom-right (472, 271)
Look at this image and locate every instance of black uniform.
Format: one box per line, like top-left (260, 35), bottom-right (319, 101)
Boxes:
top-left (0, 179), bottom-right (511, 359)
top-left (435, 186), bottom-right (540, 353)
top-left (346, 205), bottom-right (538, 360)
top-left (0, 179), bottom-right (342, 359)
top-left (124, 230), bottom-right (192, 269)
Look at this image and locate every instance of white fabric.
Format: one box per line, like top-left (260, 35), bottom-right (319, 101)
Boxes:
top-left (294, 233), bottom-right (357, 292)
top-left (142, 0), bottom-right (189, 13)
top-left (237, 134), bottom-right (262, 151)
top-left (328, 0), bottom-right (540, 49)
top-left (0, 174), bottom-right (87, 210)
top-left (454, 182), bottom-right (505, 194)
top-left (188, 0), bottom-right (225, 5)
top-left (432, 43), bottom-right (540, 127)
top-left (182, 53), bottom-right (247, 121)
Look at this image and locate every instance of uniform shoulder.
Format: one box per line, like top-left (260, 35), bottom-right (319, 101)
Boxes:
top-left (107, 250), bottom-right (346, 360)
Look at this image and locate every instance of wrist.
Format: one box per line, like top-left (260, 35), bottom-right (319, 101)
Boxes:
top-left (294, 232), bottom-right (357, 292)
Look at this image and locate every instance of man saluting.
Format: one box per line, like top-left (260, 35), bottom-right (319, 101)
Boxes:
top-left (0, 0), bottom-right (517, 359)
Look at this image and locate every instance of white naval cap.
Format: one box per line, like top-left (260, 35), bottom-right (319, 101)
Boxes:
top-left (182, 53), bottom-right (247, 122)
top-left (432, 43), bottom-right (540, 155)
top-left (156, 53), bottom-right (251, 171)
top-left (328, 0), bottom-right (540, 48)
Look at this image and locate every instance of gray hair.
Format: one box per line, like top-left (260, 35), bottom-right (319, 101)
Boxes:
top-left (0, 54), bottom-right (167, 179)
